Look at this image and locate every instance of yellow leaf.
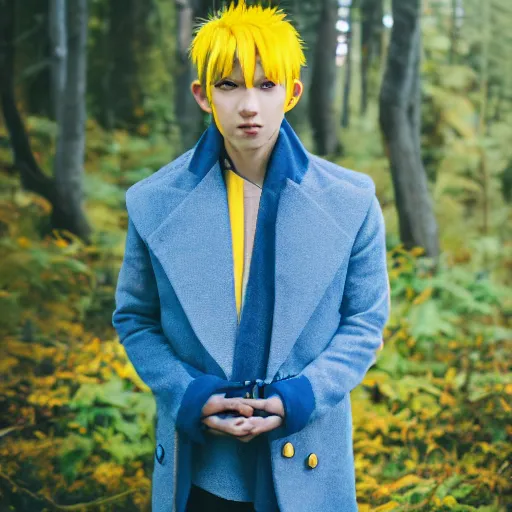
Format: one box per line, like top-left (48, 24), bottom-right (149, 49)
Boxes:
top-left (17, 236), bottom-right (31, 248)
top-left (0, 426), bottom-right (21, 437)
top-left (54, 239), bottom-right (68, 248)
top-left (442, 495), bottom-right (458, 508)
top-left (499, 397), bottom-right (511, 413)
top-left (55, 371), bottom-right (76, 379)
top-left (445, 367), bottom-right (457, 383)
top-left (476, 442), bottom-right (492, 453)
top-left (426, 442), bottom-right (441, 455)
top-left (0, 356), bottom-right (18, 372)
top-left (76, 375), bottom-right (100, 384)
top-left (412, 287), bottom-right (433, 305)
top-left (410, 246), bottom-right (425, 256)
top-left (374, 502), bottom-right (400, 511)
top-left (31, 196), bottom-right (52, 215)
top-left (440, 392), bottom-right (456, 407)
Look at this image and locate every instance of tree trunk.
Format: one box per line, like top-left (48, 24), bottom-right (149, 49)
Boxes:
top-left (0, 0), bottom-right (56, 202)
top-left (174, 0), bottom-right (210, 151)
top-left (379, 0), bottom-right (439, 260)
top-left (16, 0), bottom-right (52, 118)
top-left (52, 0), bottom-right (91, 241)
top-left (361, 0), bottom-right (383, 115)
top-left (101, 0), bottom-right (151, 131)
top-left (281, 0), bottom-right (315, 135)
top-left (49, 0), bottom-right (67, 122)
top-left (308, 0), bottom-right (340, 156)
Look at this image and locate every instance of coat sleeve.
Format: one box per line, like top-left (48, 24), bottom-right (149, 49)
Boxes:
top-left (264, 193), bottom-right (390, 435)
top-left (112, 217), bottom-right (229, 444)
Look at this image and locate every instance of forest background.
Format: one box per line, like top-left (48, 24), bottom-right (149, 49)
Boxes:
top-left (0, 0), bottom-right (510, 510)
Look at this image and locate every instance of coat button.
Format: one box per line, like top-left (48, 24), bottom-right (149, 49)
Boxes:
top-left (156, 444), bottom-right (165, 464)
top-left (306, 453), bottom-right (318, 469)
top-left (282, 442), bottom-right (294, 458)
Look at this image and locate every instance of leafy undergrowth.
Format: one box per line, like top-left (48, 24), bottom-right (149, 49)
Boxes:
top-left (355, 245), bottom-right (511, 511)
top-left (0, 119), bottom-right (511, 511)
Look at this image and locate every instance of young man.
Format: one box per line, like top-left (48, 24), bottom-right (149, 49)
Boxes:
top-left (112, 1), bottom-right (390, 511)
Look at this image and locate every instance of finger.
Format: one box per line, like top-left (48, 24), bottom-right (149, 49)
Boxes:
top-left (202, 393), bottom-right (227, 416)
top-left (203, 397), bottom-right (254, 418)
top-left (246, 415), bottom-right (283, 436)
top-left (238, 397), bottom-right (285, 417)
top-left (236, 398), bottom-right (269, 411)
top-left (223, 398), bottom-right (254, 417)
top-left (266, 395), bottom-right (285, 417)
top-left (203, 415), bottom-right (254, 437)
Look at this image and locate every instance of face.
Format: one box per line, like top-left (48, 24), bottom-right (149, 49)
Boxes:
top-left (192, 57), bottom-right (302, 154)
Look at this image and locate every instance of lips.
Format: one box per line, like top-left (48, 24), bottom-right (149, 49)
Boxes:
top-left (238, 124), bottom-right (261, 135)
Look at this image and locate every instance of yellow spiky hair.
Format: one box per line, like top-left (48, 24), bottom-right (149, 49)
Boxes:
top-left (189, 0), bottom-right (306, 108)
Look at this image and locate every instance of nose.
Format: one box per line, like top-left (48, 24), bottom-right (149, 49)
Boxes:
top-left (238, 87), bottom-right (259, 119)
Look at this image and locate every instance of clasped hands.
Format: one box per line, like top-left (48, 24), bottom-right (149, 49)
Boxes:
top-left (201, 393), bottom-right (285, 443)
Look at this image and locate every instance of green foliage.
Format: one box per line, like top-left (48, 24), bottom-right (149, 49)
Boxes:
top-left (421, 0), bottom-right (512, 275)
top-left (0, 122), bottom-right (161, 510)
top-left (353, 244), bottom-right (511, 511)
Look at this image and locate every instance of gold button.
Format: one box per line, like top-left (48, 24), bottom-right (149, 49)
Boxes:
top-left (282, 442), bottom-right (295, 458)
top-left (306, 453), bottom-right (318, 469)
top-left (244, 392), bottom-right (251, 398)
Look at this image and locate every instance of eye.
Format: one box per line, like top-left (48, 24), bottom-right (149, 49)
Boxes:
top-left (260, 81), bottom-right (276, 90)
top-left (215, 80), bottom-right (237, 90)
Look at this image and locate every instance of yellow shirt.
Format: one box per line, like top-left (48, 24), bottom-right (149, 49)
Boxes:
top-left (224, 168), bottom-right (262, 323)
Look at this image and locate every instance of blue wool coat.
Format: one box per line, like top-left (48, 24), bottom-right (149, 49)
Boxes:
top-left (112, 119), bottom-right (390, 512)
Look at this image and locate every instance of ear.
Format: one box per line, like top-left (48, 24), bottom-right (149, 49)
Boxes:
top-left (191, 80), bottom-right (212, 114)
top-left (284, 79), bottom-right (304, 113)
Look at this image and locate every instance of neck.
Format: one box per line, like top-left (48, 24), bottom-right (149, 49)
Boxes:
top-left (223, 129), bottom-right (280, 187)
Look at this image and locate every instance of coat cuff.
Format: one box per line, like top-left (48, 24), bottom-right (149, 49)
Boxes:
top-left (264, 375), bottom-right (315, 435)
top-left (175, 375), bottom-right (227, 445)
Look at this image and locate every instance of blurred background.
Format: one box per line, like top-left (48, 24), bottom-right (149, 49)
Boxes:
top-left (0, 0), bottom-right (510, 510)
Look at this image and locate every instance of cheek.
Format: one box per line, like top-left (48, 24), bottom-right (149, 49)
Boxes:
top-left (212, 98), bottom-right (236, 125)
top-left (265, 98), bottom-right (286, 119)
top-left (263, 91), bottom-right (286, 116)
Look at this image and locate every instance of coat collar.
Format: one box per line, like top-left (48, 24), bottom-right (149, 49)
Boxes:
top-left (144, 119), bottom-right (353, 381)
top-left (189, 117), bottom-right (309, 187)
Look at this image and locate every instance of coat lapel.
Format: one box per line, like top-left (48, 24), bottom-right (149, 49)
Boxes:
top-left (266, 177), bottom-right (352, 380)
top-left (146, 161), bottom-right (239, 380)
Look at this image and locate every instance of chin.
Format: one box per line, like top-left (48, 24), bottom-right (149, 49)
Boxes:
top-left (228, 138), bottom-right (262, 150)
